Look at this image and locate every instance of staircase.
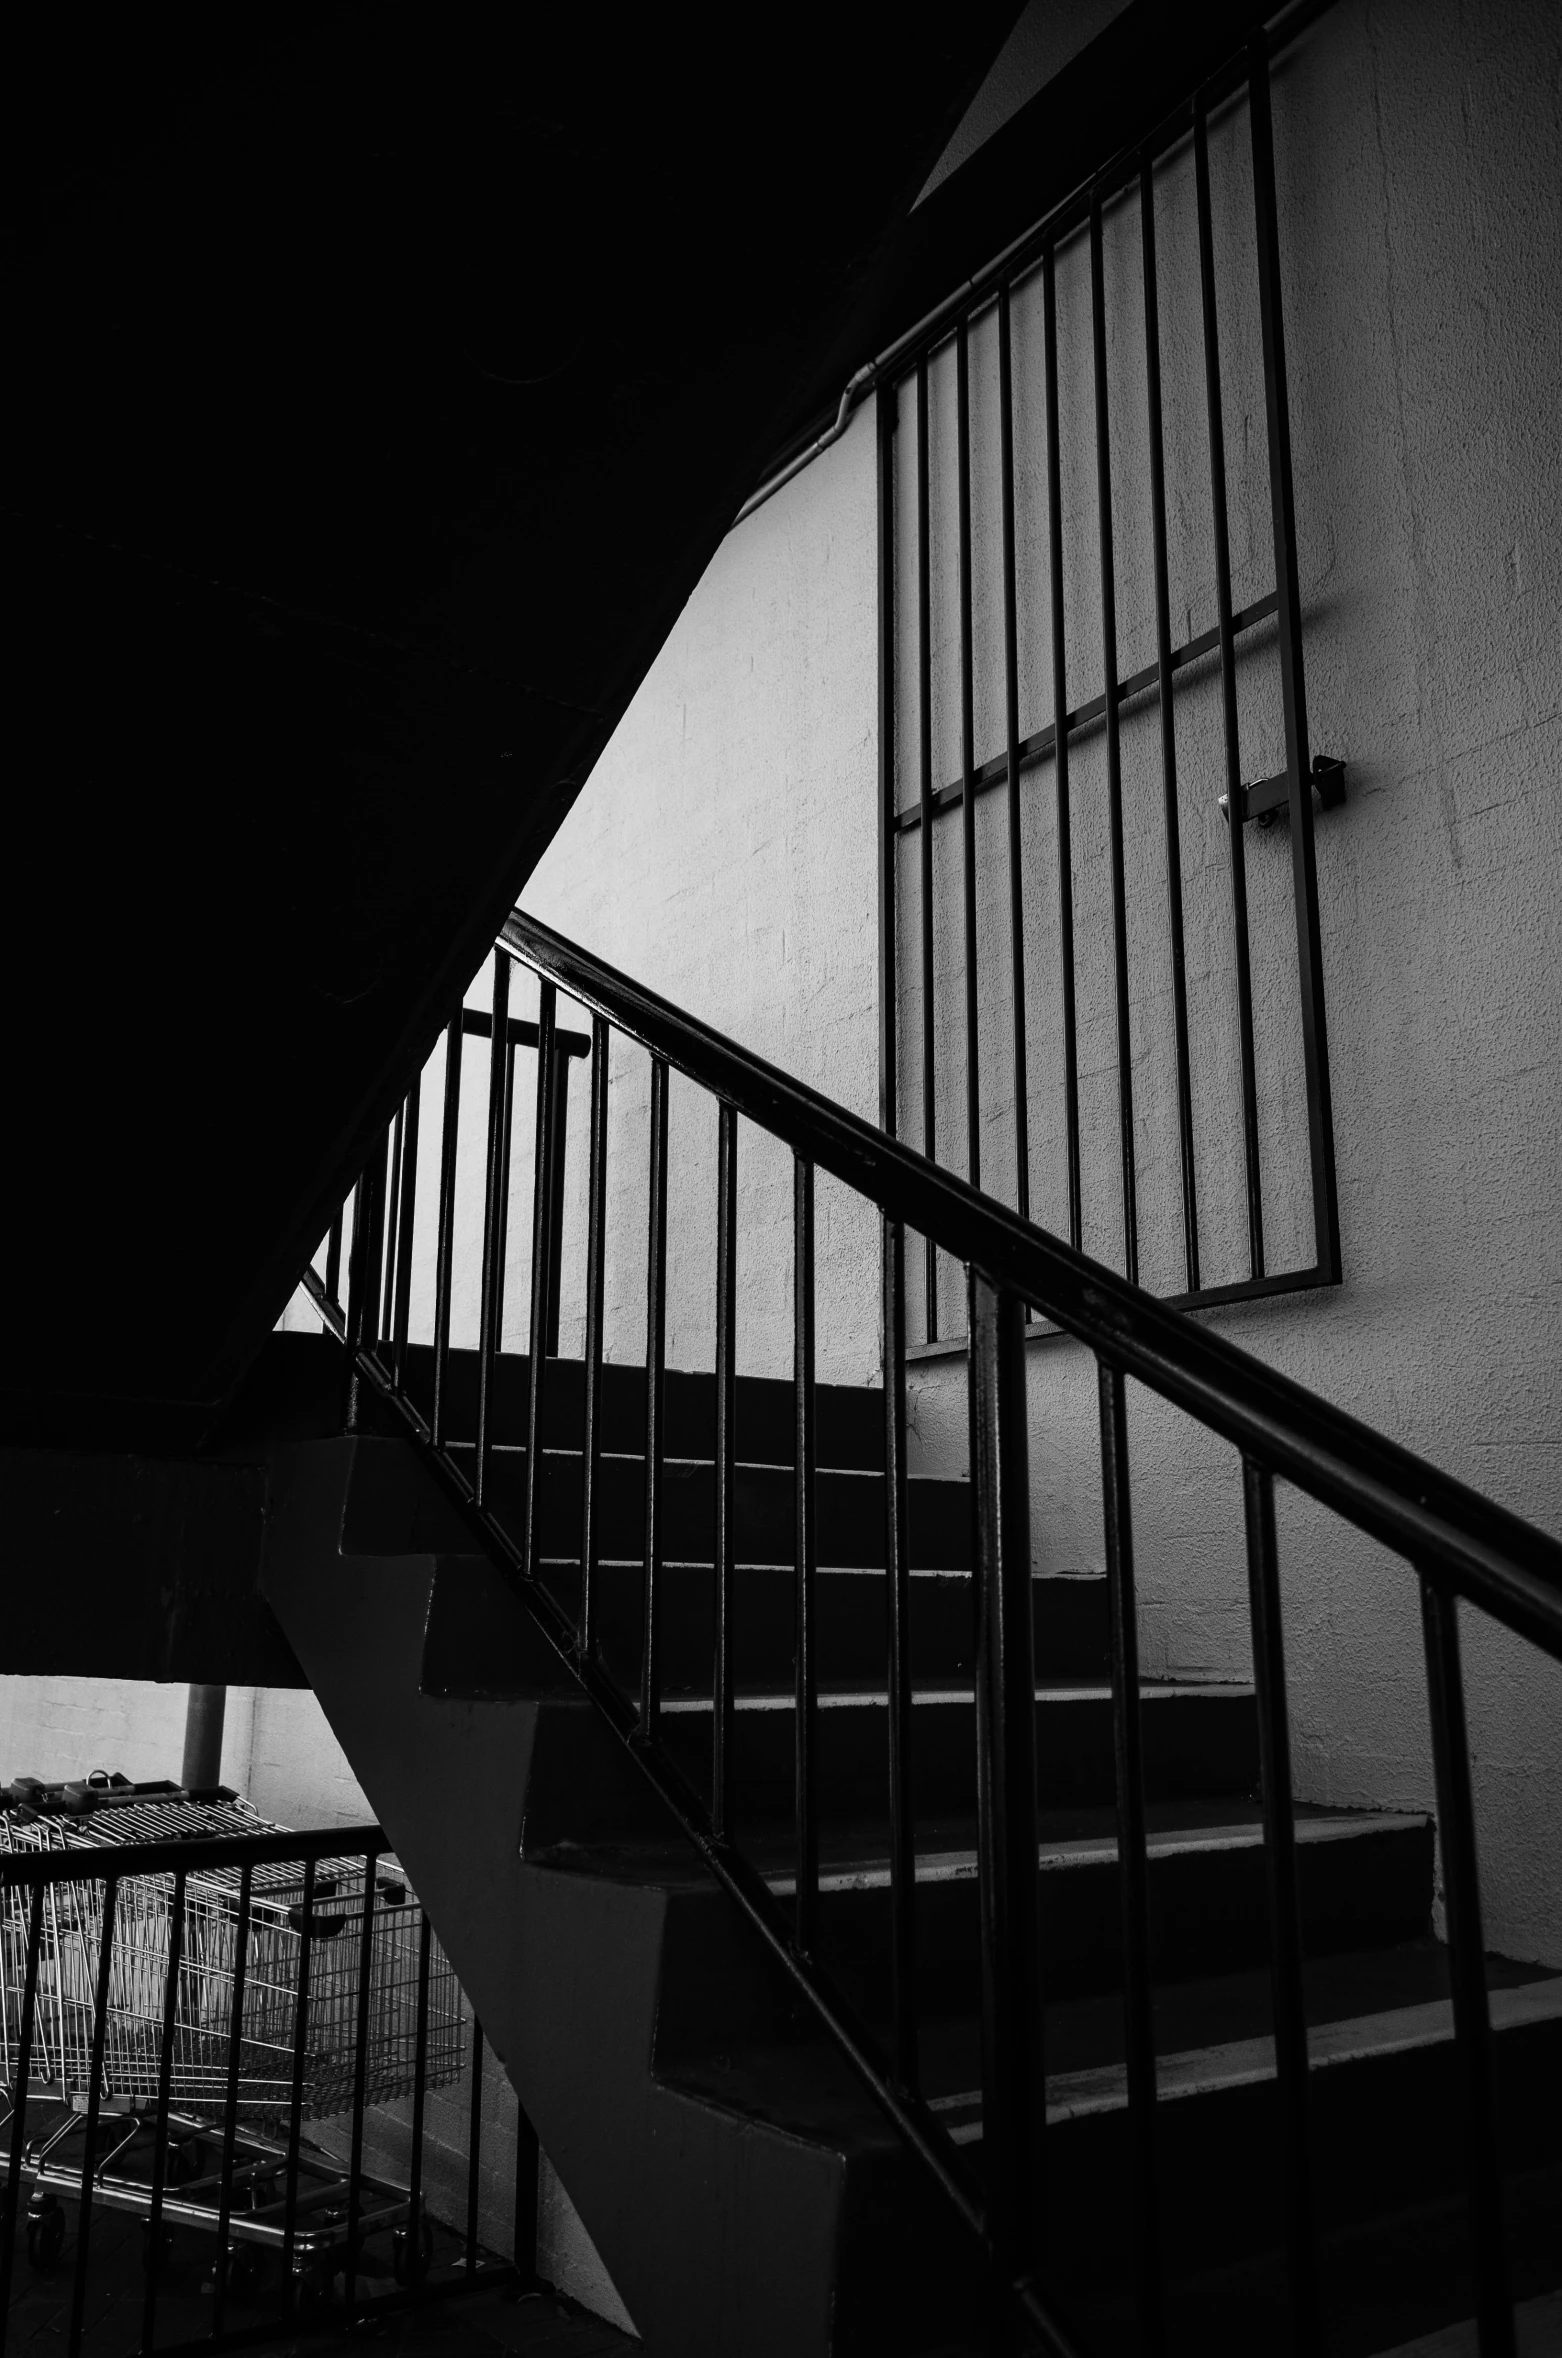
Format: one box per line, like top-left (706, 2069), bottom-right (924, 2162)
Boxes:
top-left (260, 1338), bottom-right (1562, 2357)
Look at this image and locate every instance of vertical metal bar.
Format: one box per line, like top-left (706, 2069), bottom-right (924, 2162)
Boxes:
top-left (1421, 1577), bottom-right (1515, 2358)
top-left (431, 1013), bottom-right (466, 1451)
top-left (381, 1104), bottom-right (405, 1346)
top-left (956, 317), bottom-right (981, 1195)
top-left (66, 1872), bottom-right (118, 2358)
top-left (466, 2018), bottom-right (485, 2275)
top-left (883, 1215), bottom-right (917, 2091)
top-left (1089, 192), bottom-right (1139, 1286)
top-left (1140, 151), bottom-right (1200, 1295)
top-left (475, 954), bottom-right (513, 1510)
top-left (1241, 1457), bottom-right (1319, 2352)
top-left (916, 357), bottom-right (939, 1340)
top-left (1249, 36), bottom-right (1341, 1284)
top-left (641, 1057), bottom-right (669, 1737)
top-left (794, 1155), bottom-right (819, 1957)
top-left (713, 1104), bottom-right (739, 1841)
top-left (997, 285), bottom-right (1031, 1226)
top-left (0, 1880), bottom-right (45, 2329)
top-left (211, 1861), bottom-right (253, 2341)
top-left (545, 1051), bottom-right (571, 1357)
top-left (340, 1153), bottom-right (382, 1436)
top-left (392, 1075), bottom-right (422, 1391)
top-left (324, 1210), bottom-right (343, 1308)
top-left (1098, 1363), bottom-right (1164, 2354)
top-left (141, 1865), bottom-right (187, 2352)
top-left (878, 381), bottom-right (899, 1147)
top-left (281, 1859), bottom-right (316, 2309)
top-left (580, 1019), bottom-right (610, 1663)
top-left (343, 1844), bottom-right (378, 2317)
top-left (493, 1041), bottom-right (516, 1328)
top-left (524, 982), bottom-right (559, 1580)
top-left (1196, 102), bottom-right (1265, 1283)
top-left (408, 1909), bottom-right (432, 2256)
top-left (1043, 247), bottom-right (1083, 1252)
top-left (968, 1274), bottom-right (1042, 2285)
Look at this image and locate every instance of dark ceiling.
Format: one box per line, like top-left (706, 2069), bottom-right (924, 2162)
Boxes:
top-left (1, 6), bottom-right (1020, 1439)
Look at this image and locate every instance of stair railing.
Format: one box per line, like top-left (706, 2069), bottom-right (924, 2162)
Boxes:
top-left (304, 906), bottom-right (1562, 2358)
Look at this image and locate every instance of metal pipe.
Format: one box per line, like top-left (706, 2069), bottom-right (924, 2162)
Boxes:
top-left (181, 1683), bottom-right (227, 1792)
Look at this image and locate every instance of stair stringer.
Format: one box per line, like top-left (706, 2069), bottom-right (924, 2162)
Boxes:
top-left (259, 1437), bottom-right (893, 2358)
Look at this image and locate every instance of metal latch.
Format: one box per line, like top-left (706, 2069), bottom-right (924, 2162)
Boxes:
top-left (1220, 753), bottom-right (1346, 827)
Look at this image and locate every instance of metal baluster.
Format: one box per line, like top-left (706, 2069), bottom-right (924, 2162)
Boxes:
top-left (524, 983), bottom-right (558, 1581)
top-left (915, 357), bottom-right (939, 1340)
top-left (1089, 192), bottom-right (1139, 1286)
top-left (211, 1861), bottom-right (253, 2343)
top-left (0, 1880), bottom-right (45, 2336)
top-left (475, 955), bottom-right (513, 1511)
top-left (1140, 150), bottom-right (1200, 1295)
top-left (1248, 36), bottom-right (1341, 1284)
top-left (641, 1058), bottom-right (669, 1738)
top-left (408, 1911), bottom-right (432, 2290)
top-left (713, 1104), bottom-right (738, 1840)
top-left (884, 1215), bottom-right (917, 2091)
top-left (340, 1150), bottom-right (384, 1436)
top-left (1098, 1362), bottom-right (1164, 2353)
top-left (141, 1865), bottom-right (187, 2351)
top-left (1241, 1457), bottom-right (1319, 2351)
top-left (545, 1050), bottom-right (572, 1356)
top-left (1042, 247), bottom-right (1083, 1251)
top-left (324, 1210), bottom-right (343, 1310)
top-left (381, 1103), bottom-right (405, 1347)
top-left (997, 284), bottom-right (1031, 1227)
top-left (1195, 101), bottom-right (1265, 1282)
top-left (1421, 1577), bottom-right (1515, 2357)
top-left (281, 1859), bottom-right (316, 2312)
top-left (493, 1037), bottom-right (516, 1327)
top-left (392, 1075), bottom-right (421, 1393)
top-left (431, 1013), bottom-right (466, 1453)
top-left (344, 1843), bottom-right (379, 2317)
top-left (957, 317), bottom-right (981, 1196)
top-left (580, 1019), bottom-right (610, 1663)
top-left (467, 2018), bottom-right (485, 2274)
top-left (794, 1156), bottom-right (819, 1956)
top-left (66, 1872), bottom-right (119, 2358)
top-left (968, 1275), bottom-right (1042, 2289)
top-left (878, 380), bottom-right (899, 1154)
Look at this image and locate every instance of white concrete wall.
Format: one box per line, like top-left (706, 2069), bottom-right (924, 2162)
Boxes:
top-left (511, 0), bottom-right (1562, 1962)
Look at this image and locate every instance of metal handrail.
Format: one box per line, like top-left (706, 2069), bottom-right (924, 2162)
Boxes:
top-left (501, 908), bottom-right (1562, 1659)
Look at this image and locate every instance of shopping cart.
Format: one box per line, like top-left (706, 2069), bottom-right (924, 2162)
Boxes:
top-left (0, 1778), bottom-right (466, 2304)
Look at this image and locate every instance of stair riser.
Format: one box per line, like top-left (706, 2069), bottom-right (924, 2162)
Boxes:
top-left (535, 1563), bottom-right (1107, 1693)
top-left (656, 1690), bottom-right (1258, 1825)
top-left (448, 1446), bottom-right (971, 1571)
top-left (397, 1348), bottom-right (884, 1469)
top-left (1047, 2008), bottom-right (1562, 2292)
top-left (804, 1825), bottom-right (1432, 2017)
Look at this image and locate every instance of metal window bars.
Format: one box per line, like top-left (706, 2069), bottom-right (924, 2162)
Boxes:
top-left (303, 893), bottom-right (1559, 2357)
top-left (879, 27), bottom-right (1342, 1343)
top-left (0, 1814), bottom-right (537, 2358)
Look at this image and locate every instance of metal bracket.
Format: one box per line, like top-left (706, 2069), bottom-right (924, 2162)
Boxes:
top-left (1221, 753), bottom-right (1346, 827)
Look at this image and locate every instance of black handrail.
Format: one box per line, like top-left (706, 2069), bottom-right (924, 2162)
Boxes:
top-left (501, 909), bottom-right (1562, 1658)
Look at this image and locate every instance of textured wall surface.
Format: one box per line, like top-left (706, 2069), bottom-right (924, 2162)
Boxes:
top-left (514, 0), bottom-right (1562, 1961)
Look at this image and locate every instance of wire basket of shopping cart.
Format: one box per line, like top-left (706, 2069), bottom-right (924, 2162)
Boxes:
top-left (0, 1779), bottom-right (464, 2125)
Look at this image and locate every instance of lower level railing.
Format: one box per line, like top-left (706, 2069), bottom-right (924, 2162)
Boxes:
top-left (304, 906), bottom-right (1562, 2358)
top-left (0, 1813), bottom-right (538, 2358)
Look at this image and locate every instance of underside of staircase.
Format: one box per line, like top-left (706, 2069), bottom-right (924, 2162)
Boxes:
top-left (255, 1341), bottom-right (1562, 2357)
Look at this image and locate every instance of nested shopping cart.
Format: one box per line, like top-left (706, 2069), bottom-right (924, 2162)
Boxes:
top-left (0, 1779), bottom-right (465, 2305)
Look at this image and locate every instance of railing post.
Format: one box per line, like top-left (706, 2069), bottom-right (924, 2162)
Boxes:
top-left (968, 1272), bottom-right (1042, 2296)
top-left (475, 955), bottom-right (513, 1510)
top-left (523, 982), bottom-right (558, 1579)
top-left (1420, 1576), bottom-right (1515, 2358)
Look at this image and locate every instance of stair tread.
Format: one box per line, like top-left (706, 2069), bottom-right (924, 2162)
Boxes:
top-left (531, 1798), bottom-right (1426, 1891)
top-left (654, 1677), bottom-right (1251, 1710)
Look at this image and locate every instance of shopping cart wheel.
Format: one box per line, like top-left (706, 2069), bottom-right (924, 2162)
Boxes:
top-left (392, 2217), bottom-right (434, 2287)
top-left (223, 2243), bottom-right (263, 2306)
top-left (292, 2258), bottom-right (333, 2320)
top-left (168, 2132), bottom-right (205, 2186)
top-left (26, 2202), bottom-right (66, 2273)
